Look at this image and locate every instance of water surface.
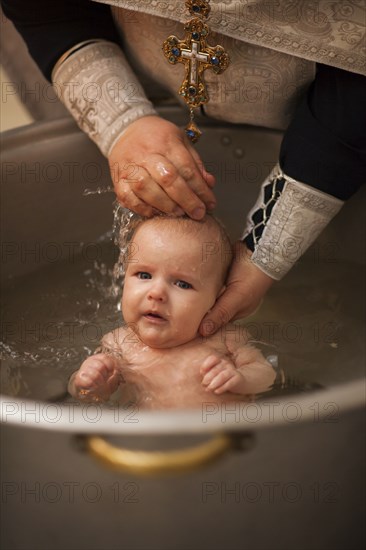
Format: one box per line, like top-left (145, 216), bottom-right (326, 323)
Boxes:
top-left (1, 239), bottom-right (364, 405)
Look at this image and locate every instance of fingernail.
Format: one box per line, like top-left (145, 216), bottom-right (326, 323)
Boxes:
top-left (192, 207), bottom-right (205, 220)
top-left (207, 202), bottom-right (216, 211)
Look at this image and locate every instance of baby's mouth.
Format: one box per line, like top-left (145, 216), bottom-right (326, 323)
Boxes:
top-left (143, 311), bottom-right (167, 322)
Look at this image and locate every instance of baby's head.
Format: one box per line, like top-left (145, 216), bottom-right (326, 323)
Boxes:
top-left (121, 215), bottom-right (233, 348)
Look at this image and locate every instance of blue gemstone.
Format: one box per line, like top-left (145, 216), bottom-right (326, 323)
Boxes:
top-left (192, 32), bottom-right (200, 40)
top-left (186, 129), bottom-right (196, 138)
top-left (192, 5), bottom-right (200, 12)
top-left (172, 47), bottom-right (180, 56)
top-left (211, 56), bottom-right (219, 65)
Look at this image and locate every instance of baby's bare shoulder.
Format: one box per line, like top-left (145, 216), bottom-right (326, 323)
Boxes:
top-left (219, 322), bottom-right (251, 351)
top-left (100, 326), bottom-right (137, 355)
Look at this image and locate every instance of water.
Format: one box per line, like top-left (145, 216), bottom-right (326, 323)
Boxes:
top-left (251, 259), bottom-right (365, 389)
top-left (1, 239), bottom-right (364, 404)
top-left (1, 240), bottom-right (121, 401)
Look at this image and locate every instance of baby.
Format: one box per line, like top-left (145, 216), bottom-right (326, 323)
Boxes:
top-left (68, 215), bottom-right (276, 409)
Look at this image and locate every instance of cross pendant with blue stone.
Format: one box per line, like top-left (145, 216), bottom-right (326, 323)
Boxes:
top-left (163, 17), bottom-right (230, 142)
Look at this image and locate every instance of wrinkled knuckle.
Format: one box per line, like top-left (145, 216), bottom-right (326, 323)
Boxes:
top-left (160, 168), bottom-right (176, 188)
top-left (180, 165), bottom-right (194, 181)
top-left (132, 176), bottom-right (146, 193)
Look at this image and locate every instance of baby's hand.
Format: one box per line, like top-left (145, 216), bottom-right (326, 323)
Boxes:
top-left (68, 353), bottom-right (122, 402)
top-left (200, 355), bottom-right (246, 395)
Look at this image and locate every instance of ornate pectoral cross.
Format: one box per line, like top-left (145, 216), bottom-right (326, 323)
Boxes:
top-left (163, 4), bottom-right (230, 142)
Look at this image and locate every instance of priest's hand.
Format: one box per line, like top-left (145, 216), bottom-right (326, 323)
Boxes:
top-left (199, 242), bottom-right (274, 335)
top-left (108, 115), bottom-right (216, 218)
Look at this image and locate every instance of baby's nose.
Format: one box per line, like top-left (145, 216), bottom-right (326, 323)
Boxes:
top-left (147, 281), bottom-right (167, 302)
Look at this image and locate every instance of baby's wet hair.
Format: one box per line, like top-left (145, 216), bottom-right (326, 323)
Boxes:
top-left (121, 213), bottom-right (233, 286)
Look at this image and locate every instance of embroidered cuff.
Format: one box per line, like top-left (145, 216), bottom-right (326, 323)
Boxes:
top-left (52, 41), bottom-right (158, 157)
top-left (242, 164), bottom-right (344, 280)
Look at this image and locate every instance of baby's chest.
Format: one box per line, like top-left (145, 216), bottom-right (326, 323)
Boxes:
top-left (125, 340), bottom-right (229, 376)
top-left (168, 342), bottom-right (228, 366)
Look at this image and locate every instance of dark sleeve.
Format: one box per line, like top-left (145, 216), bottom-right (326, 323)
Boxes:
top-left (279, 64), bottom-right (366, 200)
top-left (1, 0), bottom-right (121, 81)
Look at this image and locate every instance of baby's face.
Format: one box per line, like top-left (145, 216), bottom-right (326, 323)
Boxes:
top-left (121, 222), bottom-right (223, 348)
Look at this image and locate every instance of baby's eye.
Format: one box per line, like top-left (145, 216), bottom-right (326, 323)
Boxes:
top-left (137, 272), bottom-right (151, 280)
top-left (175, 280), bottom-right (192, 290)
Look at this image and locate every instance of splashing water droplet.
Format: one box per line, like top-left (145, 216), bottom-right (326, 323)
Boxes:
top-left (83, 186), bottom-right (114, 196)
top-left (111, 203), bottom-right (142, 295)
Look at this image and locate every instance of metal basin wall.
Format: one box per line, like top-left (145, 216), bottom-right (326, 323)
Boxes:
top-left (1, 112), bottom-right (365, 550)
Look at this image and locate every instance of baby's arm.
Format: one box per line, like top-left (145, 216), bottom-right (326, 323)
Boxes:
top-left (201, 325), bottom-right (275, 395)
top-left (68, 353), bottom-right (123, 402)
top-left (68, 329), bottom-right (125, 402)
